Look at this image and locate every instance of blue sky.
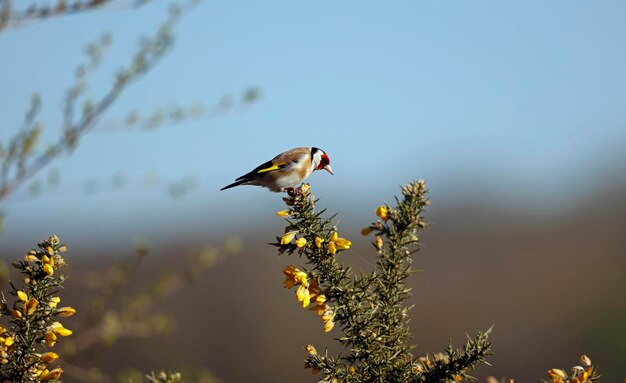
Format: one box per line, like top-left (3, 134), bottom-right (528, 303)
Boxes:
top-left (1, 1), bottom-right (625, 246)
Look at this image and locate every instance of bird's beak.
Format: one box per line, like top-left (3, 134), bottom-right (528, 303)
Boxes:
top-left (323, 165), bottom-right (334, 175)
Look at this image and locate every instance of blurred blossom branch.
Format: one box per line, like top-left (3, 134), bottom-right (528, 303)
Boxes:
top-left (0, 235), bottom-right (226, 382)
top-left (0, 2), bottom-right (187, 202)
top-left (0, 0), bottom-right (259, 216)
top-left (94, 88), bottom-right (260, 133)
top-left (0, 0), bottom-right (158, 32)
top-left (58, 237), bottom-right (238, 382)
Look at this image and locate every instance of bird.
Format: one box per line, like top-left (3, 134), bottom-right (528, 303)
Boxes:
top-left (220, 147), bottom-right (333, 192)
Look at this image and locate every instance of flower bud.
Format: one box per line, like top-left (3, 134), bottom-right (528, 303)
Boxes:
top-left (281, 232), bottom-right (297, 245)
top-left (580, 355), bottom-right (591, 366)
top-left (306, 344), bottom-right (317, 356)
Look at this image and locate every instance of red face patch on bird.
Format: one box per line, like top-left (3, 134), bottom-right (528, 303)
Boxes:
top-left (317, 153), bottom-right (330, 170)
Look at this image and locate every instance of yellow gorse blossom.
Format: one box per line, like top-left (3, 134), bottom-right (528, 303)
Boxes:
top-left (376, 205), bottom-right (388, 221)
top-left (40, 352), bottom-right (59, 362)
top-left (16, 290), bottom-right (28, 302)
top-left (43, 332), bottom-right (57, 347)
top-left (361, 226), bottom-right (373, 236)
top-left (281, 231), bottom-right (297, 245)
top-left (283, 265), bottom-right (309, 289)
top-left (306, 345), bottom-right (317, 356)
top-left (39, 367), bottom-right (63, 381)
top-left (2, 337), bottom-right (15, 347)
top-left (375, 236), bottom-right (383, 250)
top-left (48, 297), bottom-right (60, 308)
top-left (48, 322), bottom-right (72, 337)
top-left (327, 241), bottom-right (337, 255)
top-left (295, 237), bottom-right (307, 248)
top-left (334, 237), bottom-right (351, 250)
top-left (24, 254), bottom-right (38, 262)
top-left (56, 307), bottom-right (76, 317)
top-left (26, 297), bottom-right (39, 315)
top-left (296, 285), bottom-right (311, 307)
top-left (325, 231), bottom-right (351, 254)
top-left (314, 237), bottom-right (324, 248)
top-left (276, 210), bottom-right (290, 217)
top-left (43, 263), bottom-right (54, 276)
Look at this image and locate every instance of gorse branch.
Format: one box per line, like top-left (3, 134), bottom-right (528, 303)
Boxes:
top-left (0, 235), bottom-right (75, 382)
top-left (273, 181), bottom-right (492, 382)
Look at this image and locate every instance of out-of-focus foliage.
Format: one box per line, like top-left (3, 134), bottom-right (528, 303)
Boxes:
top-left (273, 182), bottom-right (492, 382)
top-left (0, 0), bottom-right (159, 32)
top-left (58, 237), bottom-right (236, 382)
top-left (0, 0), bottom-right (260, 234)
top-left (0, 235), bottom-right (230, 382)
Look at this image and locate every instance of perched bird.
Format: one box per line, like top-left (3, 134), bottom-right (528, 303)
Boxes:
top-left (221, 147), bottom-right (333, 192)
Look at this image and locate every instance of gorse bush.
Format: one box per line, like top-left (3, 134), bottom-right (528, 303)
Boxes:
top-left (274, 181), bottom-right (491, 382)
top-left (0, 183), bottom-right (602, 382)
top-left (273, 182), bottom-right (602, 383)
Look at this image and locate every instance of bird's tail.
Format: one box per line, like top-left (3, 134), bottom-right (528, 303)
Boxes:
top-left (220, 179), bottom-right (248, 191)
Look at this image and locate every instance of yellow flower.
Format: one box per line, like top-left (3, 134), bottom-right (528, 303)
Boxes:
top-left (16, 291), bottom-right (28, 302)
top-left (49, 297), bottom-right (61, 308)
top-left (43, 332), bottom-right (57, 347)
top-left (40, 367), bottom-right (63, 381)
top-left (300, 183), bottom-right (310, 194)
top-left (323, 320), bottom-right (335, 332)
top-left (283, 266), bottom-right (308, 289)
top-left (308, 303), bottom-right (327, 316)
top-left (294, 270), bottom-right (308, 286)
top-left (376, 205), bottom-right (388, 221)
top-left (375, 236), bottom-right (383, 250)
top-left (295, 237), bottom-right (307, 248)
top-left (296, 285), bottom-right (311, 307)
top-left (321, 309), bottom-right (335, 323)
top-left (281, 232), bottom-right (297, 245)
top-left (56, 307), bottom-right (76, 317)
top-left (306, 345), bottom-right (317, 356)
top-left (327, 241), bottom-right (337, 255)
top-left (361, 227), bottom-right (373, 236)
top-left (11, 310), bottom-right (22, 319)
top-left (276, 210), bottom-right (290, 217)
top-left (3, 337), bottom-right (14, 347)
top-left (24, 254), bottom-right (38, 262)
top-left (49, 322), bottom-right (72, 336)
top-left (314, 237), bottom-right (324, 248)
top-left (26, 298), bottom-right (39, 315)
top-left (40, 352), bottom-right (59, 362)
top-left (315, 294), bottom-right (326, 305)
top-left (43, 263), bottom-right (54, 276)
top-left (330, 232), bottom-right (338, 241)
top-left (334, 237), bottom-right (351, 250)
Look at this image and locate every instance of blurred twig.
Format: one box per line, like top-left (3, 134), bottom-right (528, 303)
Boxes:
top-left (0, 1), bottom-right (197, 202)
top-left (0, 0), bottom-right (157, 32)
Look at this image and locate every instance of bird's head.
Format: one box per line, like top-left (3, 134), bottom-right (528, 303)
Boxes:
top-left (311, 147), bottom-right (333, 175)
